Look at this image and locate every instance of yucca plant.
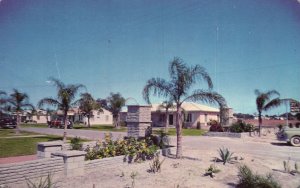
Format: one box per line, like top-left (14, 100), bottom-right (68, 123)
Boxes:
top-left (149, 153), bottom-right (165, 173)
top-left (237, 165), bottom-right (281, 188)
top-left (218, 147), bottom-right (234, 165)
top-left (26, 173), bottom-right (57, 188)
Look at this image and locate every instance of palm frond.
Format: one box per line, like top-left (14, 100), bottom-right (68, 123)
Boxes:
top-left (0, 90), bottom-right (6, 95)
top-left (263, 98), bottom-right (282, 111)
top-left (182, 90), bottom-right (227, 108)
top-left (38, 98), bottom-right (60, 108)
top-left (143, 78), bottom-right (174, 104)
top-left (189, 64), bottom-right (213, 90)
top-left (49, 77), bottom-right (65, 91)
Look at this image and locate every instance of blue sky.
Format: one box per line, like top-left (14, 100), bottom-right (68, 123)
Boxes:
top-left (0, 0), bottom-right (299, 114)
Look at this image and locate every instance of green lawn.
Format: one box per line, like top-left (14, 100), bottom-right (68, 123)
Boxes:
top-left (21, 123), bottom-right (128, 132)
top-left (0, 129), bottom-right (40, 137)
top-left (20, 123), bottom-right (48, 128)
top-left (153, 128), bottom-right (207, 136)
top-left (0, 129), bottom-right (63, 158)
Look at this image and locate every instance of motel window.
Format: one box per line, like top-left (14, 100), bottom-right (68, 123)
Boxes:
top-left (205, 114), bottom-right (208, 122)
top-left (106, 115), bottom-right (109, 121)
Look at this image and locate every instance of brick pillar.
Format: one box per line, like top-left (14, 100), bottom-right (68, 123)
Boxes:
top-left (37, 141), bottom-right (63, 159)
top-left (126, 105), bottom-right (152, 138)
top-left (52, 151), bottom-right (86, 177)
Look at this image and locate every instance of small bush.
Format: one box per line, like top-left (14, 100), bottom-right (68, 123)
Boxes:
top-left (229, 121), bottom-right (254, 133)
top-left (237, 165), bottom-right (281, 188)
top-left (218, 147), bottom-right (234, 165)
top-left (149, 153), bottom-right (165, 173)
top-left (70, 137), bottom-right (83, 150)
top-left (209, 123), bottom-right (224, 132)
top-left (204, 163), bottom-right (221, 178)
top-left (196, 122), bottom-right (201, 129)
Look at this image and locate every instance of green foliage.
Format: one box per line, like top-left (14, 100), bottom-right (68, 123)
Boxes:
top-left (229, 121), bottom-right (254, 133)
top-left (149, 153), bottom-right (165, 173)
top-left (26, 173), bottom-right (57, 188)
top-left (218, 147), bottom-right (234, 165)
top-left (237, 165), bottom-right (281, 188)
top-left (204, 163), bottom-right (221, 178)
top-left (70, 137), bottom-right (83, 150)
top-left (85, 136), bottom-right (158, 162)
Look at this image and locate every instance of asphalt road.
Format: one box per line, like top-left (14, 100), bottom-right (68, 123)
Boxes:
top-left (21, 127), bottom-right (300, 161)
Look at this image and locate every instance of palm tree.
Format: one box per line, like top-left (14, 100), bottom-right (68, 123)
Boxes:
top-left (158, 100), bottom-right (175, 133)
top-left (0, 90), bottom-right (7, 117)
top-left (7, 89), bottom-right (34, 134)
top-left (255, 89), bottom-right (281, 136)
top-left (101, 92), bottom-right (125, 129)
top-left (38, 78), bottom-right (85, 142)
top-left (75, 92), bottom-right (102, 128)
top-left (143, 57), bottom-right (227, 158)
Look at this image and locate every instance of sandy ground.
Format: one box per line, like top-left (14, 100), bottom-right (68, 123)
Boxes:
top-left (6, 129), bottom-right (300, 188)
top-left (59, 132), bottom-right (300, 188)
top-left (58, 147), bottom-right (300, 188)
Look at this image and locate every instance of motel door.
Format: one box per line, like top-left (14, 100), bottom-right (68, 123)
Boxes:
top-left (169, 114), bottom-right (173, 125)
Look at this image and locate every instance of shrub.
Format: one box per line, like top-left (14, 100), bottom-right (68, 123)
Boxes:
top-left (84, 136), bottom-right (159, 162)
top-left (237, 165), bottom-right (281, 188)
top-left (149, 153), bottom-right (165, 173)
top-left (196, 122), bottom-right (201, 129)
top-left (70, 137), bottom-right (83, 150)
top-left (229, 121), bottom-right (254, 133)
top-left (204, 163), bottom-right (221, 178)
top-left (217, 147), bottom-right (234, 165)
top-left (209, 123), bottom-right (224, 132)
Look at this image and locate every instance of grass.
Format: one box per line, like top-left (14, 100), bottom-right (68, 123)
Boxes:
top-left (21, 123), bottom-right (128, 132)
top-left (21, 123), bottom-right (206, 136)
top-left (0, 134), bottom-right (63, 158)
top-left (21, 123), bottom-right (49, 128)
top-left (153, 128), bottom-right (206, 136)
top-left (0, 129), bottom-right (40, 137)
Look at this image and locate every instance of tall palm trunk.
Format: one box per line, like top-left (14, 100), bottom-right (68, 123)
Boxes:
top-left (113, 114), bottom-right (120, 129)
top-left (63, 111), bottom-right (68, 142)
top-left (176, 104), bottom-right (182, 158)
top-left (165, 108), bottom-right (169, 133)
top-left (15, 111), bottom-right (21, 135)
top-left (258, 111), bottom-right (262, 137)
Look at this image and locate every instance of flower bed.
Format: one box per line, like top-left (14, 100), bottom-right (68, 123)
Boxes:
top-left (84, 134), bottom-right (161, 163)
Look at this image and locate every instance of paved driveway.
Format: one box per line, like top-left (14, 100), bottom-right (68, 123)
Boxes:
top-left (20, 127), bottom-right (126, 140)
top-left (21, 127), bottom-right (300, 161)
top-left (175, 136), bottom-right (300, 161)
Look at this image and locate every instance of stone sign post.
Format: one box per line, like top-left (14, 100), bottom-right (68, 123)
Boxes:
top-left (126, 105), bottom-right (152, 138)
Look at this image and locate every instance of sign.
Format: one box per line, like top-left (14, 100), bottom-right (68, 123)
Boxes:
top-left (290, 99), bottom-right (300, 113)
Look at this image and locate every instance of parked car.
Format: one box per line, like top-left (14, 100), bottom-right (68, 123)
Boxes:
top-left (0, 117), bottom-right (17, 129)
top-left (48, 118), bottom-right (73, 129)
top-left (277, 123), bottom-right (300, 146)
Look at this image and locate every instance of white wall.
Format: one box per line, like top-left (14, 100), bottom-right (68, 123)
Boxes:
top-left (83, 109), bottom-right (113, 125)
